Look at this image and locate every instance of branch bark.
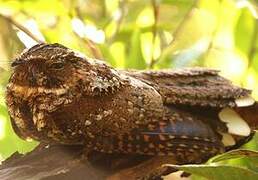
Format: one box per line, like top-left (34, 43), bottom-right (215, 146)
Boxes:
top-left (0, 144), bottom-right (176, 180)
top-left (0, 13), bottom-right (44, 44)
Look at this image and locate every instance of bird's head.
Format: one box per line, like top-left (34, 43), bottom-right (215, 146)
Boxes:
top-left (9, 43), bottom-right (122, 97)
top-left (10, 43), bottom-right (91, 88)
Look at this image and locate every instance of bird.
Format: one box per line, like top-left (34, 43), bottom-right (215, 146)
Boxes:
top-left (5, 43), bottom-right (258, 164)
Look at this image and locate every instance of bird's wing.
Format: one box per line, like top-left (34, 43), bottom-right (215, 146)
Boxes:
top-left (121, 68), bottom-right (258, 151)
top-left (122, 68), bottom-right (251, 108)
top-left (93, 105), bottom-right (224, 164)
top-left (89, 68), bottom-right (258, 163)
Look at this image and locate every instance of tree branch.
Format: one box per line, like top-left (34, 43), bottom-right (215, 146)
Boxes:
top-left (0, 14), bottom-right (44, 44)
top-left (73, 9), bottom-right (103, 59)
top-left (149, 0), bottom-right (160, 69)
top-left (0, 144), bottom-right (176, 180)
top-left (156, 0), bottom-right (199, 66)
top-left (108, 0), bottom-right (126, 44)
top-left (167, 0), bottom-right (198, 47)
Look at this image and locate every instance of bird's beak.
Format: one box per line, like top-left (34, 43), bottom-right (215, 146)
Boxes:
top-left (11, 59), bottom-right (26, 67)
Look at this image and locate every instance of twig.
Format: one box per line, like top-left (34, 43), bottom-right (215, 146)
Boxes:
top-left (81, 38), bottom-right (103, 59)
top-left (156, 0), bottom-right (199, 67)
top-left (248, 19), bottom-right (258, 67)
top-left (198, 0), bottom-right (222, 65)
top-left (108, 0), bottom-right (126, 43)
top-left (149, 0), bottom-right (160, 69)
top-left (168, 0), bottom-right (198, 47)
top-left (0, 13), bottom-right (44, 44)
top-left (73, 9), bottom-right (103, 59)
top-left (115, 0), bottom-right (126, 36)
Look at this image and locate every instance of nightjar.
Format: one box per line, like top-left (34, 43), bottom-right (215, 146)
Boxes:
top-left (5, 43), bottom-right (258, 164)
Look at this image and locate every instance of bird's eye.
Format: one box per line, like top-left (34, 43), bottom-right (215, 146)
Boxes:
top-left (50, 62), bottom-right (64, 70)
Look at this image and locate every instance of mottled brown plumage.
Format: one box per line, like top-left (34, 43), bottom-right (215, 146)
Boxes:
top-left (5, 43), bottom-right (258, 164)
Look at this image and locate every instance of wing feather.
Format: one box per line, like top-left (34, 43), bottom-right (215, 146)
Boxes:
top-left (122, 68), bottom-right (251, 107)
top-left (92, 106), bottom-right (224, 163)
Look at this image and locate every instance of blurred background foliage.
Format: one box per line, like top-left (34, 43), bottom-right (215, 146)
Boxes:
top-left (0, 0), bottom-right (258, 178)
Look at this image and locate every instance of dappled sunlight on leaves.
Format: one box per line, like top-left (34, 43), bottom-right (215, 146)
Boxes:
top-left (0, 115), bottom-right (5, 140)
top-left (0, 0), bottom-right (258, 178)
top-left (204, 49), bottom-right (248, 84)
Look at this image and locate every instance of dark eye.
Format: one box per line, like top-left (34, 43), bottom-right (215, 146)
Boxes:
top-left (50, 62), bottom-right (64, 70)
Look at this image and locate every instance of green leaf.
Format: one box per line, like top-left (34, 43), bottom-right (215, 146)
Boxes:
top-left (126, 28), bottom-right (146, 69)
top-left (160, 38), bottom-right (210, 68)
top-left (165, 164), bottom-right (258, 180)
top-left (99, 43), bottom-right (117, 67)
top-left (209, 149), bottom-right (258, 163)
top-left (234, 9), bottom-right (255, 55)
top-left (157, 0), bottom-right (219, 68)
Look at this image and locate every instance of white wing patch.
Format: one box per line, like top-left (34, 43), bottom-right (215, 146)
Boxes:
top-left (219, 108), bottom-right (251, 136)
